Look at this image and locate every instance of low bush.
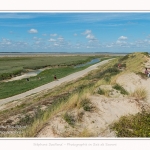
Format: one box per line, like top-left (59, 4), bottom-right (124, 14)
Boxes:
top-left (95, 67), bottom-right (120, 79)
top-left (97, 88), bottom-right (105, 95)
top-left (79, 98), bottom-right (93, 111)
top-left (64, 112), bottom-right (75, 127)
top-left (112, 111), bottom-right (150, 137)
top-left (113, 84), bottom-right (128, 95)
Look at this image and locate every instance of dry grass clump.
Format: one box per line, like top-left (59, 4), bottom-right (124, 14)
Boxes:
top-left (97, 88), bottom-right (110, 97)
top-left (78, 128), bottom-right (94, 137)
top-left (130, 87), bottom-right (148, 101)
top-left (62, 93), bottom-right (79, 111)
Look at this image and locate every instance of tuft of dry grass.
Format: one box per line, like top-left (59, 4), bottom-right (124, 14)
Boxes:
top-left (130, 87), bottom-right (148, 101)
top-left (78, 128), bottom-right (94, 137)
top-left (97, 88), bottom-right (110, 97)
top-left (62, 93), bottom-right (79, 111)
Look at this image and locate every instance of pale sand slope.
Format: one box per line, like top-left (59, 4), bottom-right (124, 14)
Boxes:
top-left (36, 95), bottom-right (142, 137)
top-left (116, 72), bottom-right (150, 103)
top-left (36, 60), bottom-right (150, 138)
top-left (0, 59), bottom-right (113, 107)
top-left (116, 57), bottom-right (150, 103)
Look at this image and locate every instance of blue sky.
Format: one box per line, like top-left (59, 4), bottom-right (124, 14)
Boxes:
top-left (0, 12), bottom-right (150, 53)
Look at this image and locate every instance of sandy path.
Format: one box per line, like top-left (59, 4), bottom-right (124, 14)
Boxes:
top-left (0, 59), bottom-right (113, 106)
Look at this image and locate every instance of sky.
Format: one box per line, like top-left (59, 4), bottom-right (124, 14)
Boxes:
top-left (0, 12), bottom-right (150, 53)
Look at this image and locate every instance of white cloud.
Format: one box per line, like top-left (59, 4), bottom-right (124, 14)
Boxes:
top-left (116, 40), bottom-right (127, 44)
top-left (54, 43), bottom-right (59, 46)
top-left (28, 29), bottom-right (38, 33)
top-left (1, 38), bottom-right (12, 45)
top-left (33, 36), bottom-right (37, 39)
top-left (82, 29), bottom-right (97, 42)
top-left (42, 34), bottom-right (47, 36)
top-left (74, 33), bottom-right (77, 36)
top-left (48, 38), bottom-right (56, 42)
top-left (86, 34), bottom-right (95, 40)
top-left (58, 37), bottom-right (64, 41)
top-left (82, 30), bottom-right (92, 35)
top-left (50, 33), bottom-right (57, 37)
top-left (118, 36), bottom-right (128, 40)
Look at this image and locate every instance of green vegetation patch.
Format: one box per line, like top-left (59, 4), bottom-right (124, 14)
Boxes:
top-left (80, 98), bottom-right (93, 111)
top-left (94, 67), bottom-right (121, 80)
top-left (0, 55), bottom-right (101, 81)
top-left (97, 88), bottom-right (105, 95)
top-left (112, 84), bottom-right (128, 95)
top-left (63, 112), bottom-right (75, 127)
top-left (0, 66), bottom-right (90, 99)
top-left (112, 111), bottom-right (150, 137)
top-left (118, 52), bottom-right (147, 73)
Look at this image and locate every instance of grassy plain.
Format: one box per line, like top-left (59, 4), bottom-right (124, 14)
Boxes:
top-left (0, 55), bottom-right (113, 99)
top-left (0, 55), bottom-right (99, 80)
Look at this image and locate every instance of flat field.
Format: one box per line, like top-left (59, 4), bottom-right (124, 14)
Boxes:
top-left (0, 54), bottom-right (114, 99)
top-left (0, 55), bottom-right (102, 80)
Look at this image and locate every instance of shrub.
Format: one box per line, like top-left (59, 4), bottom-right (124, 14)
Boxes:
top-left (79, 98), bottom-right (93, 111)
top-left (112, 112), bottom-right (150, 137)
top-left (96, 67), bottom-right (120, 79)
top-left (17, 115), bottom-right (34, 126)
top-left (97, 88), bottom-right (105, 95)
top-left (63, 112), bottom-right (75, 127)
top-left (104, 75), bottom-right (111, 82)
top-left (113, 84), bottom-right (128, 95)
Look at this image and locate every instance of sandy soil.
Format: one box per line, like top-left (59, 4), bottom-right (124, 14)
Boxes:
top-left (36, 94), bottom-right (143, 138)
top-left (37, 73), bottom-right (150, 138)
top-left (116, 72), bottom-right (150, 102)
top-left (36, 58), bottom-right (150, 138)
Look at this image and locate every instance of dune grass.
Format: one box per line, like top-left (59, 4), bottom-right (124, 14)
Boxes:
top-left (10, 85), bottom-right (94, 137)
top-left (130, 87), bottom-right (148, 101)
top-left (118, 52), bottom-right (146, 73)
top-left (78, 128), bottom-right (94, 137)
top-left (97, 88), bottom-right (110, 97)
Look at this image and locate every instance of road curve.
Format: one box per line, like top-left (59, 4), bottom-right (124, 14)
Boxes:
top-left (0, 59), bottom-right (113, 106)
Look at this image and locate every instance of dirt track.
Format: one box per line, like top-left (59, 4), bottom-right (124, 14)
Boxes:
top-left (0, 59), bottom-right (113, 106)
